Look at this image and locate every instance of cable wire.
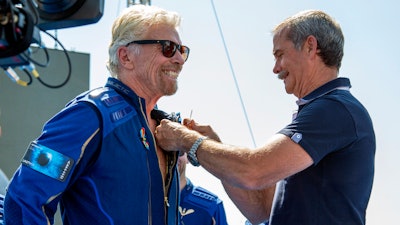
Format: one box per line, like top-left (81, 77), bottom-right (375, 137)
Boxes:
top-left (210, 0), bottom-right (257, 148)
top-left (20, 67), bottom-right (33, 85)
top-left (34, 29), bottom-right (72, 88)
top-left (22, 45), bottom-right (50, 68)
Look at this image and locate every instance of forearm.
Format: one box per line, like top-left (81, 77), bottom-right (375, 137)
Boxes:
top-left (161, 122), bottom-right (262, 187)
top-left (222, 181), bottom-right (275, 224)
top-left (155, 121), bottom-right (310, 189)
top-left (195, 140), bottom-right (256, 188)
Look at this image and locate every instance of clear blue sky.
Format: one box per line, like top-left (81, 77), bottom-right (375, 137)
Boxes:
top-left (46, 0), bottom-right (400, 224)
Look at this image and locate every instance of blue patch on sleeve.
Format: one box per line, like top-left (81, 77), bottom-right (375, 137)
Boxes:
top-left (291, 132), bottom-right (303, 143)
top-left (21, 142), bottom-right (74, 182)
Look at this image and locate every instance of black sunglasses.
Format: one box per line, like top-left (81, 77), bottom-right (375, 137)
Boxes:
top-left (126, 40), bottom-right (190, 62)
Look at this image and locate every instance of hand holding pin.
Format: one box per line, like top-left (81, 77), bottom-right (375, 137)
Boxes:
top-left (184, 109), bottom-right (194, 129)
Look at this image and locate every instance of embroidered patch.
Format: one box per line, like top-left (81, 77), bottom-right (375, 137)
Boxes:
top-left (110, 106), bottom-right (133, 122)
top-left (21, 142), bottom-right (74, 182)
top-left (102, 95), bottom-right (124, 107)
top-left (291, 132), bottom-right (302, 143)
top-left (140, 128), bottom-right (150, 150)
top-left (179, 206), bottom-right (195, 217)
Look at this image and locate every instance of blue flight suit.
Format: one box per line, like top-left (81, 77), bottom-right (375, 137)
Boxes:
top-left (4, 77), bottom-right (180, 224)
top-left (180, 179), bottom-right (228, 225)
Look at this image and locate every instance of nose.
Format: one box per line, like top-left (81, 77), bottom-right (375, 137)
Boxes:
top-left (173, 51), bottom-right (186, 65)
top-left (273, 61), bottom-right (281, 74)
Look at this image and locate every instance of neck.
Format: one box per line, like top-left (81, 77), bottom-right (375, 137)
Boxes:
top-left (297, 67), bottom-right (338, 99)
top-left (118, 73), bottom-right (161, 113)
top-left (180, 175), bottom-right (187, 191)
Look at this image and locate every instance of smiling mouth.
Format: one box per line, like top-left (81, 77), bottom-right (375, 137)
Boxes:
top-left (163, 70), bottom-right (179, 79)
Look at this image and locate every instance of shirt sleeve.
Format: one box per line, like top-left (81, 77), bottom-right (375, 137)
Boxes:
top-left (278, 97), bottom-right (357, 164)
top-left (4, 102), bottom-right (101, 224)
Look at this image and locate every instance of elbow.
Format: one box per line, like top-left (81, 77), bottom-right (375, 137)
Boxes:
top-left (236, 170), bottom-right (274, 190)
top-left (241, 179), bottom-right (272, 191)
top-left (225, 148), bottom-right (278, 190)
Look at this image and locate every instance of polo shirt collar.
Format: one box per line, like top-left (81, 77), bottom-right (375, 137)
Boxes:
top-left (296, 77), bottom-right (351, 106)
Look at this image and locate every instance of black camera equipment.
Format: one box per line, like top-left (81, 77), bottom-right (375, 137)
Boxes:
top-left (0, 0), bottom-right (104, 87)
top-left (0, 0), bottom-right (38, 60)
top-left (151, 109), bottom-right (182, 125)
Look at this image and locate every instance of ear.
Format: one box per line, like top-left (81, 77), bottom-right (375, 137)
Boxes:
top-left (302, 35), bottom-right (320, 61)
top-left (117, 46), bottom-right (135, 69)
top-left (304, 35), bottom-right (318, 54)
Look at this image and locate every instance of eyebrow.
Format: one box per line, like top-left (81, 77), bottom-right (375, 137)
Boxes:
top-left (273, 49), bottom-right (282, 57)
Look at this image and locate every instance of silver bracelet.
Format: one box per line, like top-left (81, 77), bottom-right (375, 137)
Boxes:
top-left (187, 136), bottom-right (207, 167)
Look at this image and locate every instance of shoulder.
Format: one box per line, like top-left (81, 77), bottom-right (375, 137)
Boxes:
top-left (183, 184), bottom-right (222, 207)
top-left (72, 87), bottom-right (138, 124)
top-left (180, 184), bottom-right (224, 218)
top-left (303, 90), bottom-right (371, 127)
top-left (297, 93), bottom-right (356, 127)
top-left (192, 186), bottom-right (221, 202)
top-left (70, 87), bottom-right (118, 106)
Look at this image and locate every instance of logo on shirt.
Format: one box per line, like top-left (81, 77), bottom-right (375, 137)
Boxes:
top-left (291, 132), bottom-right (302, 143)
top-left (179, 206), bottom-right (195, 217)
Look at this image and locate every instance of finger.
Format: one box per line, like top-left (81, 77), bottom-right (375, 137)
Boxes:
top-left (183, 118), bottom-right (195, 129)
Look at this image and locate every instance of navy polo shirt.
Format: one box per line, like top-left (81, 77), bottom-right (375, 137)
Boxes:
top-left (272, 78), bottom-right (375, 225)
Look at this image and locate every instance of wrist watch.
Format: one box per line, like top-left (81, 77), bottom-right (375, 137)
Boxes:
top-left (187, 136), bottom-right (207, 167)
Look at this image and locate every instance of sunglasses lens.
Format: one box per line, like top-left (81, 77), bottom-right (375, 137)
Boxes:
top-left (160, 41), bottom-right (189, 61)
top-left (162, 41), bottom-right (177, 58)
top-left (180, 46), bottom-right (189, 61)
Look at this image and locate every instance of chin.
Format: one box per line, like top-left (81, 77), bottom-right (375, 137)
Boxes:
top-left (284, 86), bottom-right (293, 94)
top-left (165, 88), bottom-right (178, 96)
